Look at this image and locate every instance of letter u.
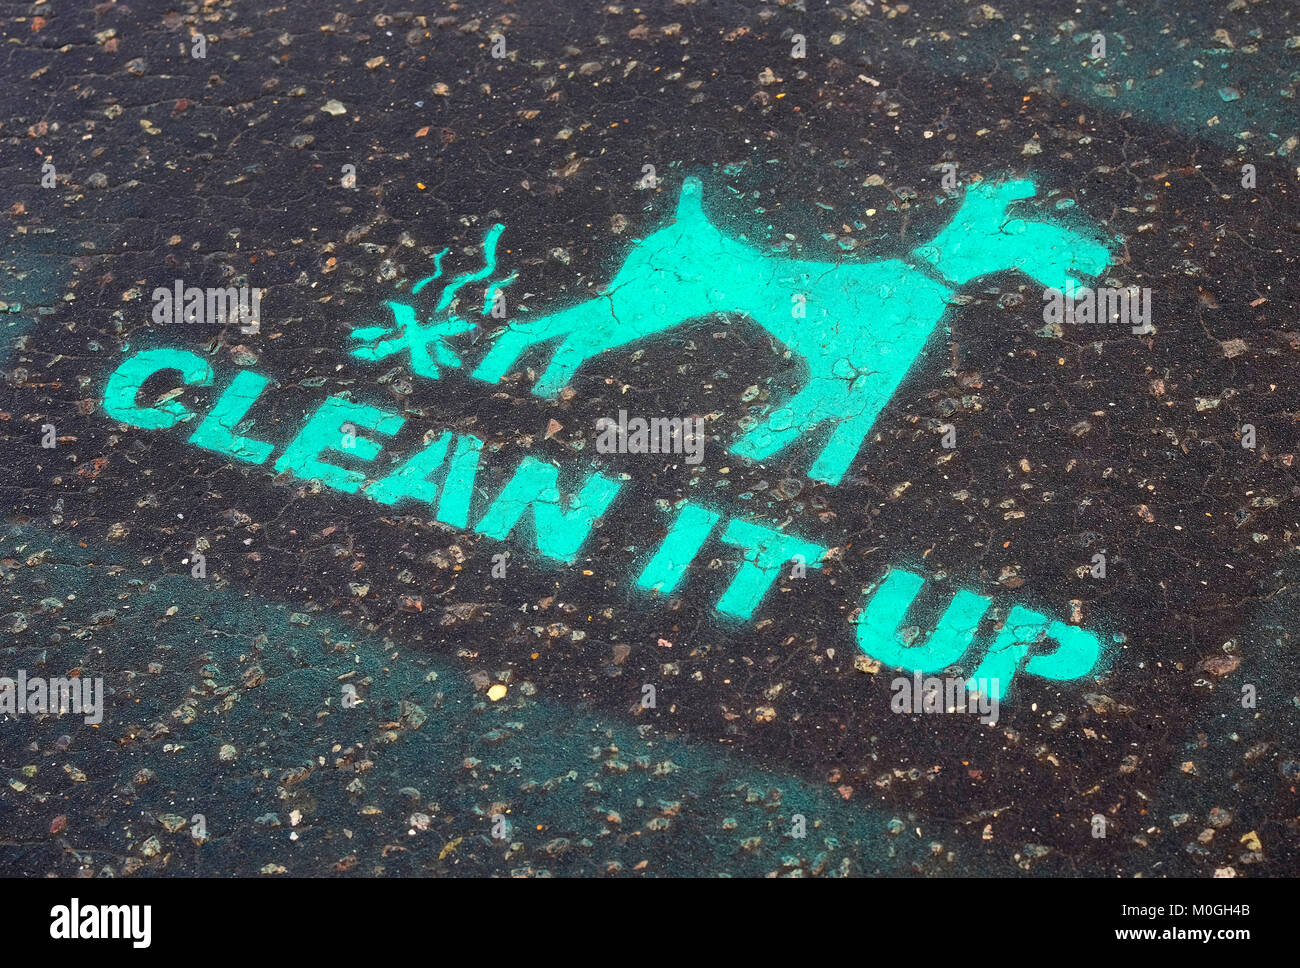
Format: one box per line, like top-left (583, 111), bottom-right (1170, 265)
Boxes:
top-left (854, 569), bottom-right (991, 673)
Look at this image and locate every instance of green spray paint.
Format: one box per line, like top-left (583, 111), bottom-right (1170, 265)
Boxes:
top-left (715, 519), bottom-right (827, 620)
top-left (635, 502), bottom-right (826, 621)
top-left (474, 456), bottom-right (623, 563)
top-left (349, 301), bottom-right (475, 379)
top-left (349, 223), bottom-right (508, 379)
top-left (102, 348), bottom-right (214, 430)
top-left (969, 606), bottom-right (1103, 703)
top-left (363, 430), bottom-right (486, 530)
top-left (411, 247), bottom-right (450, 295)
top-left (96, 345), bottom-right (1111, 699)
top-left (636, 503), bottom-right (724, 595)
top-left (432, 223), bottom-right (506, 314)
top-left (914, 179), bottom-right (1110, 291)
top-left (855, 568), bottom-right (1103, 700)
top-left (366, 430), bottom-right (454, 506)
top-left (274, 397), bottom-right (405, 494)
top-left (481, 271), bottom-right (518, 315)
top-left (435, 435), bottom-right (484, 529)
top-left (473, 176), bottom-right (1112, 484)
top-left (188, 370), bottom-right (276, 464)
top-left (854, 569), bottom-right (991, 673)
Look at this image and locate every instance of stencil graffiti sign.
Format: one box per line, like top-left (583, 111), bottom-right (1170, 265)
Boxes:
top-left (101, 174), bottom-right (1117, 703)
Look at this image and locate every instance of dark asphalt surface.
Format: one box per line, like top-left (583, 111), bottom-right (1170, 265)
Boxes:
top-left (1, 0), bottom-right (1298, 877)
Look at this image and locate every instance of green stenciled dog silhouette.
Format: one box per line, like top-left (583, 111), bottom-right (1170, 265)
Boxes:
top-left (472, 177), bottom-right (1113, 485)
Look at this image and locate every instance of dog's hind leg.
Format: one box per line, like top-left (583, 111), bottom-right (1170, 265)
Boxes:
top-left (729, 372), bottom-right (897, 485)
top-left (532, 328), bottom-right (612, 397)
top-left (807, 375), bottom-right (898, 484)
top-left (528, 281), bottom-right (713, 397)
top-left (472, 298), bottom-right (607, 387)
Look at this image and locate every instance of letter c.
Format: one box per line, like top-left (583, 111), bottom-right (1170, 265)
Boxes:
top-left (103, 348), bottom-right (214, 430)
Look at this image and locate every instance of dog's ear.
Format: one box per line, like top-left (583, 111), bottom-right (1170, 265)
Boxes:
top-left (675, 176), bottom-right (705, 222)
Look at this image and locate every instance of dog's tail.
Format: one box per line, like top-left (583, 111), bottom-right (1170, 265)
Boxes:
top-left (675, 176), bottom-right (706, 221)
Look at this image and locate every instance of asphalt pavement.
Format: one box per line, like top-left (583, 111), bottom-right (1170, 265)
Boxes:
top-left (1, 0), bottom-right (1297, 878)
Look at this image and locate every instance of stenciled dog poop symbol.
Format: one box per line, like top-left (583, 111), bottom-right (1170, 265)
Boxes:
top-left (351, 175), bottom-right (1113, 485)
top-left (348, 224), bottom-right (516, 379)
